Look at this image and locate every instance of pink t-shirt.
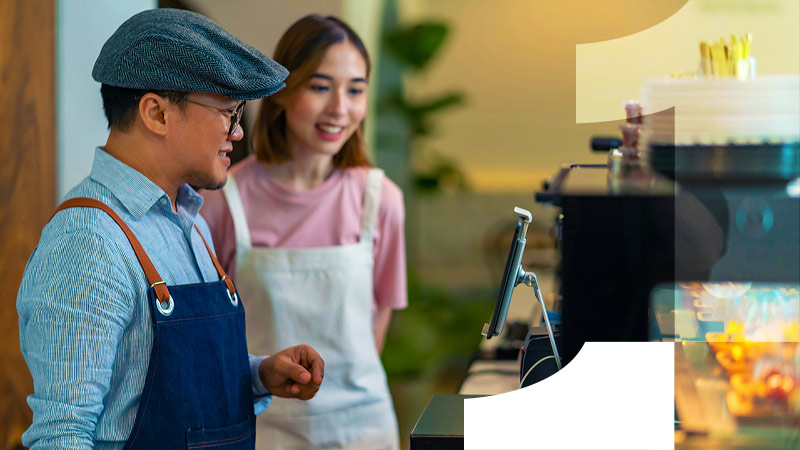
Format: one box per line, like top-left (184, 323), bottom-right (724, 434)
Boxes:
top-left (201, 155), bottom-right (407, 311)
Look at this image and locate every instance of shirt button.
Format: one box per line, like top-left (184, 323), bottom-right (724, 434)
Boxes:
top-left (160, 198), bottom-right (168, 205)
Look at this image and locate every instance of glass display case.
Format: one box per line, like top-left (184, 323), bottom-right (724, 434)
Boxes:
top-left (652, 283), bottom-right (800, 447)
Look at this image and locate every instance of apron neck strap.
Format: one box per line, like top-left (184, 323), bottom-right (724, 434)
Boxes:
top-left (360, 168), bottom-right (384, 242)
top-left (222, 174), bottom-right (253, 253)
top-left (52, 198), bottom-right (235, 302)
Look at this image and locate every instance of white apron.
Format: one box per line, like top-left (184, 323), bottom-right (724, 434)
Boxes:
top-left (223, 169), bottom-right (399, 450)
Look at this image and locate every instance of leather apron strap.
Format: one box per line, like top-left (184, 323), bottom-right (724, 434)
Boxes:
top-left (53, 198), bottom-right (236, 303)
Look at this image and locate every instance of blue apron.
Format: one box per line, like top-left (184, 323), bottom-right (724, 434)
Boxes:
top-left (55, 198), bottom-right (256, 450)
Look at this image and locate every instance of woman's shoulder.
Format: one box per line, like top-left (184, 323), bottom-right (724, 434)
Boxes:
top-left (379, 173), bottom-right (404, 210)
top-left (343, 167), bottom-right (404, 217)
top-left (344, 167), bottom-right (403, 198)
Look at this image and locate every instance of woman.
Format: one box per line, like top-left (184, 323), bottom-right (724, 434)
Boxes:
top-left (202, 14), bottom-right (406, 450)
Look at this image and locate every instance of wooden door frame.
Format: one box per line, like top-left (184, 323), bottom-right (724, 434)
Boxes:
top-left (0, 0), bottom-right (56, 447)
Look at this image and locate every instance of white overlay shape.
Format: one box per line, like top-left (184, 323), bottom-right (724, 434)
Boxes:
top-left (464, 342), bottom-right (674, 449)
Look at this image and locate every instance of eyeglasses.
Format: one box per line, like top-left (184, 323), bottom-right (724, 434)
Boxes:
top-left (184, 98), bottom-right (247, 136)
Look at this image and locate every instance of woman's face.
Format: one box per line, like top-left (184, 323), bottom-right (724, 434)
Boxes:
top-left (284, 40), bottom-right (368, 159)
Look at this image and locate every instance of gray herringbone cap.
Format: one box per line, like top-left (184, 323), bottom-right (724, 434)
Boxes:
top-left (92, 8), bottom-right (288, 100)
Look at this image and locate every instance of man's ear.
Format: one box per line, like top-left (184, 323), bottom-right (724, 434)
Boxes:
top-left (138, 93), bottom-right (171, 136)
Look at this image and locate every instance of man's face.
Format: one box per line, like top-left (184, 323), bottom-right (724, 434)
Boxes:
top-left (169, 93), bottom-right (244, 190)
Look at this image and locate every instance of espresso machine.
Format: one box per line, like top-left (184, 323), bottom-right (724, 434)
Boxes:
top-left (537, 145), bottom-right (798, 356)
top-left (530, 99), bottom-right (800, 444)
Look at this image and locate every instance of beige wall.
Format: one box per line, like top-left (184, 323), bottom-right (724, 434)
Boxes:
top-left (400, 0), bottom-right (799, 192)
top-left (186, 0), bottom-right (344, 61)
top-left (577, 0), bottom-right (800, 124)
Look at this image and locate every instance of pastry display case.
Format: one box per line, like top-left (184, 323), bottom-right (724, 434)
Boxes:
top-left (652, 283), bottom-right (799, 447)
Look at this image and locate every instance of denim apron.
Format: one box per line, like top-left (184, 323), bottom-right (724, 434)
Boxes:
top-left (223, 169), bottom-right (399, 450)
top-left (54, 198), bottom-right (256, 450)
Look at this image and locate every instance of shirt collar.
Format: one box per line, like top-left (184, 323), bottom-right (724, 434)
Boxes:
top-left (89, 148), bottom-right (204, 220)
top-left (177, 184), bottom-right (205, 220)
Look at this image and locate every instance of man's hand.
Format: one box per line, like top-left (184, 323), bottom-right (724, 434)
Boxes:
top-left (258, 345), bottom-right (324, 400)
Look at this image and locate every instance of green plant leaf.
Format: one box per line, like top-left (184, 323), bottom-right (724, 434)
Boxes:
top-left (381, 269), bottom-right (491, 376)
top-left (384, 22), bottom-right (450, 71)
top-left (380, 92), bottom-right (466, 136)
top-left (411, 92), bottom-right (465, 115)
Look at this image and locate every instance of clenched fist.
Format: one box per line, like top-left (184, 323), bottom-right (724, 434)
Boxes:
top-left (258, 344), bottom-right (324, 400)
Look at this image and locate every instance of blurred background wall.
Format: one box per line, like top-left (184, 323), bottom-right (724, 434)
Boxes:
top-left (1, 1), bottom-right (798, 449)
top-left (401, 0), bottom-right (800, 190)
top-left (57, 0), bottom-right (157, 198)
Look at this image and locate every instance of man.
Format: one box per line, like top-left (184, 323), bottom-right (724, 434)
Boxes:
top-left (17, 9), bottom-right (323, 449)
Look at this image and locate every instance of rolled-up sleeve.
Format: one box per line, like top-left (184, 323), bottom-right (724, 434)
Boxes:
top-left (17, 230), bottom-right (134, 449)
top-left (249, 354), bottom-right (272, 415)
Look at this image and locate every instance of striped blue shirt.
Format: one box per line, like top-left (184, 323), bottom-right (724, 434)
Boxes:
top-left (17, 148), bottom-right (271, 449)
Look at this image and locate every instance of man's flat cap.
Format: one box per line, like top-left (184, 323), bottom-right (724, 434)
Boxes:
top-left (93, 8), bottom-right (288, 100)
